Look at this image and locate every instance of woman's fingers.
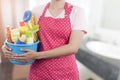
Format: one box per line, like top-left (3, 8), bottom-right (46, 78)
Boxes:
top-left (16, 59), bottom-right (30, 62)
top-left (5, 51), bottom-right (14, 58)
top-left (13, 53), bottom-right (34, 62)
top-left (14, 56), bottom-right (30, 62)
top-left (21, 48), bottom-right (33, 52)
top-left (1, 44), bottom-right (15, 59)
top-left (13, 54), bottom-right (26, 57)
top-left (2, 45), bottom-right (11, 53)
top-left (4, 45), bottom-right (11, 51)
top-left (2, 45), bottom-right (14, 58)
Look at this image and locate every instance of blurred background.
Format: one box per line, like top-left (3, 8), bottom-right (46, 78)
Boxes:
top-left (0, 0), bottom-right (120, 80)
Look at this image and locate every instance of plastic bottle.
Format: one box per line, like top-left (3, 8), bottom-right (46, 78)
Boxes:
top-left (31, 25), bottom-right (39, 42)
top-left (19, 21), bottom-right (29, 35)
top-left (6, 25), bottom-right (12, 43)
top-left (11, 28), bottom-right (20, 43)
top-left (16, 34), bottom-right (26, 44)
top-left (25, 31), bottom-right (34, 44)
top-left (30, 13), bottom-right (36, 27)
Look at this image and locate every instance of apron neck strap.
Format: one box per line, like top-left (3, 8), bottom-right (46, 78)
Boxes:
top-left (41, 3), bottom-right (50, 17)
top-left (41, 2), bottom-right (73, 17)
top-left (64, 2), bottom-right (73, 17)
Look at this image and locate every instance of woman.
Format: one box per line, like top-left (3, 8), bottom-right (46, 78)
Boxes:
top-left (2, 0), bottom-right (87, 80)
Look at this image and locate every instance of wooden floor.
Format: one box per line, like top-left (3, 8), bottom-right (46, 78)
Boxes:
top-left (0, 60), bottom-right (30, 80)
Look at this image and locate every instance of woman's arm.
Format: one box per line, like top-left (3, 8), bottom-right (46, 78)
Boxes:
top-left (36, 30), bottom-right (84, 59)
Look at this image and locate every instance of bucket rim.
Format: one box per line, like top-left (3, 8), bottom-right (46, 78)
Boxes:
top-left (5, 40), bottom-right (40, 47)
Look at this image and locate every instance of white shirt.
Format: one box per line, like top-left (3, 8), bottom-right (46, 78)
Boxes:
top-left (33, 4), bottom-right (87, 32)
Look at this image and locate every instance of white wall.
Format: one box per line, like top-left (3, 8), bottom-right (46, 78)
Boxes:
top-left (1, 0), bottom-right (13, 27)
top-left (15, 0), bottom-right (25, 27)
top-left (102, 0), bottom-right (120, 30)
top-left (87, 0), bottom-right (104, 38)
top-left (88, 0), bottom-right (104, 28)
top-left (1, 0), bottom-right (29, 37)
top-left (87, 0), bottom-right (120, 44)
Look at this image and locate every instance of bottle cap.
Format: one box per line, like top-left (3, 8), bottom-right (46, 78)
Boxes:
top-left (19, 21), bottom-right (25, 26)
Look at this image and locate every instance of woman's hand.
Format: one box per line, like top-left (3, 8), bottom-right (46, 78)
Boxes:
top-left (1, 44), bottom-right (14, 59)
top-left (13, 49), bottom-right (38, 62)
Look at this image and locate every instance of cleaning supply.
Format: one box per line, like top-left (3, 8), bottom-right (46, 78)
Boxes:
top-left (23, 10), bottom-right (32, 29)
top-left (6, 25), bottom-right (12, 43)
top-left (11, 28), bottom-right (20, 43)
top-left (25, 30), bottom-right (34, 44)
top-left (19, 21), bottom-right (29, 35)
top-left (25, 23), bottom-right (30, 29)
top-left (16, 34), bottom-right (26, 44)
top-left (5, 10), bottom-right (39, 44)
top-left (23, 10), bottom-right (39, 42)
top-left (31, 25), bottom-right (39, 32)
top-left (29, 13), bottom-right (36, 27)
top-left (23, 10), bottom-right (32, 22)
top-left (31, 25), bottom-right (39, 42)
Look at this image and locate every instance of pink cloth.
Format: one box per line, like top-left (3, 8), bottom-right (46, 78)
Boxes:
top-left (28, 2), bottom-right (79, 80)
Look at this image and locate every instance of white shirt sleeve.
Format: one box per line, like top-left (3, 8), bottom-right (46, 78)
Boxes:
top-left (70, 6), bottom-right (87, 33)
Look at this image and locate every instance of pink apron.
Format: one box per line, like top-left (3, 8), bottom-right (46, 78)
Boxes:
top-left (28, 2), bottom-right (79, 80)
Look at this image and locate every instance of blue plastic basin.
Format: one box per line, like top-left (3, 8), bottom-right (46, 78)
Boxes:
top-left (5, 40), bottom-right (40, 65)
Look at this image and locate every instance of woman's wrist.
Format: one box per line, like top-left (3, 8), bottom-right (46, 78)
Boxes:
top-left (34, 52), bottom-right (44, 59)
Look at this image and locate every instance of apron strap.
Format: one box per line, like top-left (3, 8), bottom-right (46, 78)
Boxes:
top-left (41, 2), bottom-right (73, 17)
top-left (41, 3), bottom-right (50, 17)
top-left (64, 2), bottom-right (73, 17)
